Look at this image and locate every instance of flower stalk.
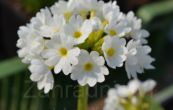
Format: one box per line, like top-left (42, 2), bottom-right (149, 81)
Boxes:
top-left (77, 85), bottom-right (89, 110)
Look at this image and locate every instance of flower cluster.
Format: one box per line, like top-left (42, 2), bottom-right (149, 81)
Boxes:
top-left (104, 79), bottom-right (156, 110)
top-left (17, 0), bottom-right (155, 93)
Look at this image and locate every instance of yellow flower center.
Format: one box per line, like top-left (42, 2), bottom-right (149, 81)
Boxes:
top-left (102, 19), bottom-right (109, 27)
top-left (90, 10), bottom-right (96, 19)
top-left (80, 10), bottom-right (87, 19)
top-left (84, 62), bottom-right (93, 72)
top-left (80, 10), bottom-right (96, 20)
top-left (31, 41), bottom-right (37, 46)
top-left (109, 29), bottom-right (117, 36)
top-left (59, 47), bottom-right (68, 57)
top-left (48, 66), bottom-right (54, 70)
top-left (107, 47), bottom-right (115, 57)
top-left (52, 27), bottom-right (59, 33)
top-left (64, 11), bottom-right (72, 22)
top-left (74, 31), bottom-right (82, 39)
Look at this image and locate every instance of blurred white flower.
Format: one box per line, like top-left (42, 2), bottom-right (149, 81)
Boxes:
top-left (116, 79), bottom-right (140, 97)
top-left (104, 79), bottom-right (157, 110)
top-left (104, 89), bottom-right (123, 110)
top-left (141, 79), bottom-right (156, 93)
top-left (71, 50), bottom-right (109, 87)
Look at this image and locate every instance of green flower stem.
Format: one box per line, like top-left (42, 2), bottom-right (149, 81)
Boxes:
top-left (77, 85), bottom-right (89, 110)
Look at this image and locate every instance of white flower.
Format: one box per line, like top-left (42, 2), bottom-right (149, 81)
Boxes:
top-left (125, 40), bottom-right (155, 79)
top-left (105, 21), bottom-right (131, 37)
top-left (17, 0), bottom-right (155, 93)
top-left (133, 29), bottom-right (150, 44)
top-left (64, 16), bottom-right (92, 44)
top-left (79, 0), bottom-right (104, 18)
top-left (116, 79), bottom-right (140, 97)
top-left (104, 79), bottom-right (157, 110)
top-left (29, 59), bottom-right (54, 94)
top-left (31, 8), bottom-right (52, 26)
top-left (50, 1), bottom-right (68, 16)
top-left (42, 34), bottom-right (80, 75)
top-left (104, 88), bottom-right (124, 110)
top-left (31, 8), bottom-right (65, 38)
top-left (102, 1), bottom-right (124, 26)
top-left (102, 36), bottom-right (127, 69)
top-left (103, 11), bottom-right (124, 27)
top-left (141, 79), bottom-right (156, 93)
top-left (71, 50), bottom-right (109, 87)
top-left (123, 11), bottom-right (150, 44)
top-left (102, 5), bottom-right (123, 27)
top-left (124, 11), bottom-right (142, 30)
top-left (102, 1), bottom-right (120, 17)
top-left (17, 25), bottom-right (44, 64)
top-left (116, 79), bottom-right (156, 96)
top-left (80, 0), bottom-right (104, 11)
top-left (50, 0), bottom-right (80, 20)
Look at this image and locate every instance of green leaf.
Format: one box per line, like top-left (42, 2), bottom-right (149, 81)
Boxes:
top-left (154, 85), bottom-right (173, 104)
top-left (137, 0), bottom-right (173, 23)
top-left (20, 0), bottom-right (57, 13)
top-left (147, 97), bottom-right (164, 110)
top-left (0, 57), bottom-right (27, 79)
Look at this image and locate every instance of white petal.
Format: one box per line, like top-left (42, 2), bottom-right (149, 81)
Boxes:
top-left (63, 62), bottom-right (72, 75)
top-left (69, 47), bottom-right (80, 57)
top-left (42, 49), bottom-right (57, 58)
top-left (87, 77), bottom-right (97, 87)
top-left (54, 59), bottom-right (64, 74)
top-left (128, 79), bottom-right (140, 95)
top-left (116, 85), bottom-right (129, 97)
top-left (101, 66), bottom-right (109, 75)
top-left (97, 74), bottom-right (105, 83)
top-left (141, 29), bottom-right (150, 38)
top-left (30, 73), bottom-right (43, 82)
top-left (78, 75), bottom-right (87, 86)
top-left (91, 51), bottom-right (105, 66)
top-left (45, 56), bottom-right (59, 66)
top-left (141, 79), bottom-right (156, 92)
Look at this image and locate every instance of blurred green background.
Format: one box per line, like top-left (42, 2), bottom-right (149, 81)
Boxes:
top-left (0, 0), bottom-right (173, 110)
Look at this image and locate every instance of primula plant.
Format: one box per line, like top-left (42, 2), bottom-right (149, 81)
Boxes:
top-left (17, 0), bottom-right (155, 109)
top-left (104, 79), bottom-right (163, 110)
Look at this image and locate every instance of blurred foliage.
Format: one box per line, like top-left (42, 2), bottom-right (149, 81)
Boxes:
top-left (0, 57), bottom-right (27, 79)
top-left (155, 85), bottom-right (173, 104)
top-left (137, 0), bottom-right (173, 23)
top-left (148, 97), bottom-right (164, 110)
top-left (20, 0), bottom-right (58, 13)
